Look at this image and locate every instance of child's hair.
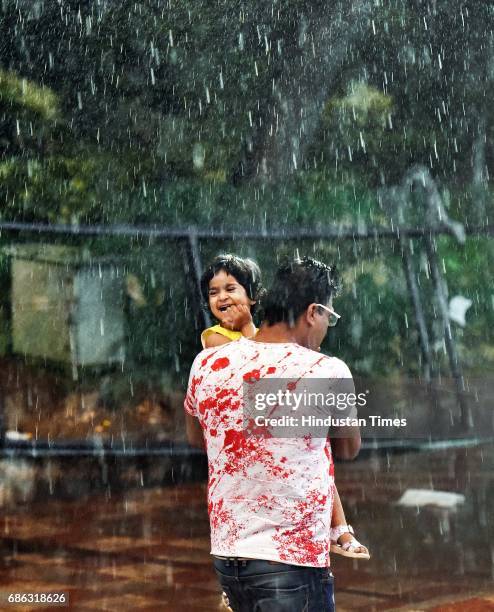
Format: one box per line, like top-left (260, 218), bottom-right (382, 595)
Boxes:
top-left (200, 254), bottom-right (264, 314)
top-left (262, 256), bottom-right (340, 326)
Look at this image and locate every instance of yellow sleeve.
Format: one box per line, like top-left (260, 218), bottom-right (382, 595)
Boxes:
top-left (200, 325), bottom-right (243, 348)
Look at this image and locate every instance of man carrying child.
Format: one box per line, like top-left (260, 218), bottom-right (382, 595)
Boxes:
top-left (185, 256), bottom-right (361, 612)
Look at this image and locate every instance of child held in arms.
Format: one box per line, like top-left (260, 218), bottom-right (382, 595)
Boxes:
top-left (200, 254), bottom-right (370, 561)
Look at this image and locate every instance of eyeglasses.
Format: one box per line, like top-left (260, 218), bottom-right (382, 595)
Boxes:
top-left (315, 304), bottom-right (341, 327)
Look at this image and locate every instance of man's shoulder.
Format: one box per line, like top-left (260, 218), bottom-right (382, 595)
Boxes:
top-left (294, 346), bottom-right (352, 378)
top-left (191, 339), bottom-right (248, 370)
top-left (322, 355), bottom-right (352, 378)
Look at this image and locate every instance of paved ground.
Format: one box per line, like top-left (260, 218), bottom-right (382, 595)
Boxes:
top-left (0, 443), bottom-right (493, 611)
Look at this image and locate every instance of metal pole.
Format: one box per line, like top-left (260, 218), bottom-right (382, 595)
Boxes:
top-left (182, 229), bottom-right (211, 333)
top-left (400, 237), bottom-right (433, 382)
top-left (0, 220), bottom-right (492, 241)
top-left (424, 234), bottom-right (471, 429)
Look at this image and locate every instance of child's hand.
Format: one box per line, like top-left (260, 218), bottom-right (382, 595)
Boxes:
top-left (221, 304), bottom-right (253, 333)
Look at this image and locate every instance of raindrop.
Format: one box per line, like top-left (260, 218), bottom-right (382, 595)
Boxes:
top-left (359, 132), bottom-right (366, 153)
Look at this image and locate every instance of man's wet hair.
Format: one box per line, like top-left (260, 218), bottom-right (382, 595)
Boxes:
top-left (200, 254), bottom-right (264, 314)
top-left (262, 256), bottom-right (340, 326)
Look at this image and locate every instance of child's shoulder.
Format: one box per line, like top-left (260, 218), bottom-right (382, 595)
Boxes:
top-left (201, 325), bottom-right (242, 348)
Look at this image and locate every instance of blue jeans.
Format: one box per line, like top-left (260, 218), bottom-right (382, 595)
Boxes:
top-left (213, 558), bottom-right (335, 612)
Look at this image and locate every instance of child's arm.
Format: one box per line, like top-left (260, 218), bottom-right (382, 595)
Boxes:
top-left (331, 484), bottom-right (370, 557)
top-left (331, 485), bottom-right (347, 526)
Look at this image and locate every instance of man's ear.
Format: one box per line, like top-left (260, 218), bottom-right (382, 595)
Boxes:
top-left (306, 303), bottom-right (318, 326)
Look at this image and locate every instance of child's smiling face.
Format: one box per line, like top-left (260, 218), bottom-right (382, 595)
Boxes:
top-left (208, 270), bottom-right (255, 321)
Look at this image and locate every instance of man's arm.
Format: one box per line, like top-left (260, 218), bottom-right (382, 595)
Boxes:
top-left (331, 430), bottom-right (361, 460)
top-left (185, 412), bottom-right (206, 450)
top-left (184, 355), bottom-right (205, 450)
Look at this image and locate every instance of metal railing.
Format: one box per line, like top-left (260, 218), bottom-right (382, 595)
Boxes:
top-left (0, 215), bottom-right (492, 455)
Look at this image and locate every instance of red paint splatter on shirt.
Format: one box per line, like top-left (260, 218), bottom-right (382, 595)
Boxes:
top-left (190, 375), bottom-right (203, 396)
top-left (211, 357), bottom-right (230, 371)
top-left (201, 350), bottom-right (219, 367)
top-left (273, 490), bottom-right (330, 566)
top-left (209, 498), bottom-right (239, 548)
top-left (221, 429), bottom-right (291, 480)
top-left (244, 417), bottom-right (273, 438)
top-left (324, 443), bottom-right (335, 477)
top-left (185, 338), bottom-right (345, 567)
top-left (243, 369), bottom-right (261, 383)
top-left (198, 387), bottom-right (239, 418)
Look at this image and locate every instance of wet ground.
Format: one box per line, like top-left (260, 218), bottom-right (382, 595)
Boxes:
top-left (0, 443), bottom-right (493, 611)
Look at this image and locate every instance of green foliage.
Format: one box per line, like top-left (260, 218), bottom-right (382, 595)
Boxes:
top-left (0, 69), bottom-right (59, 120)
top-left (439, 236), bottom-right (494, 372)
top-left (1, 156), bottom-right (89, 222)
top-left (319, 82), bottom-right (397, 184)
top-left (324, 82), bottom-right (393, 142)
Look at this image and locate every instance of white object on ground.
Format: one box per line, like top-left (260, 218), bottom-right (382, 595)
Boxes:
top-left (5, 430), bottom-right (32, 441)
top-left (397, 488), bottom-right (465, 509)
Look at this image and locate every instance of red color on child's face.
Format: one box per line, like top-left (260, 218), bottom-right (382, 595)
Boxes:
top-left (208, 270), bottom-right (253, 321)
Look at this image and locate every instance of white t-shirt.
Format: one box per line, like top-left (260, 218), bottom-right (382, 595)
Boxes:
top-left (184, 337), bottom-right (353, 567)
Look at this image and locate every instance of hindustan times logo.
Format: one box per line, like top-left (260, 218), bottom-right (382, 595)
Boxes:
top-left (252, 414), bottom-right (407, 428)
